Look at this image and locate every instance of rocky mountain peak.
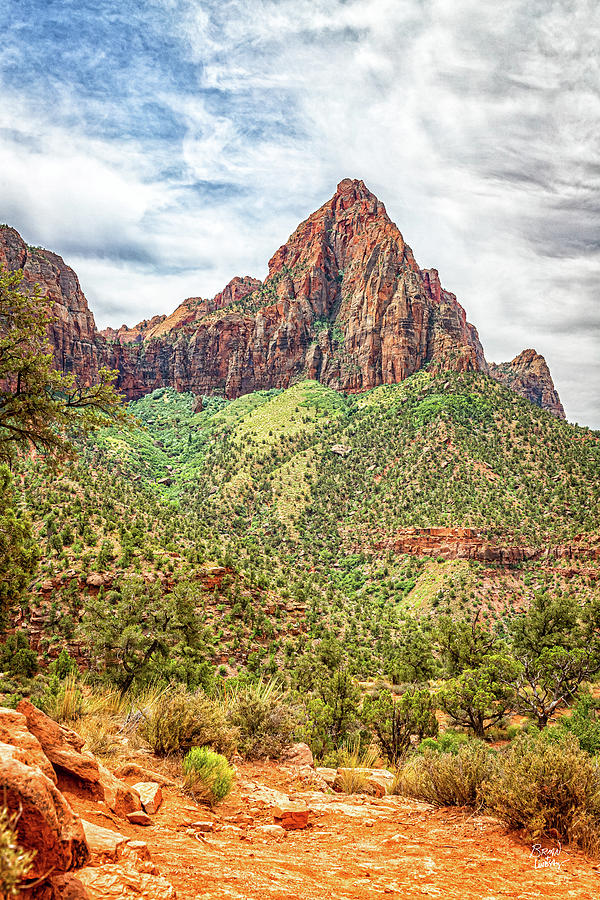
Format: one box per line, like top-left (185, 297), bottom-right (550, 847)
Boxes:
top-left (0, 185), bottom-right (565, 416)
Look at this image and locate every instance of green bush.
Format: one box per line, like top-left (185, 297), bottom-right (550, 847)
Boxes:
top-left (183, 746), bottom-right (234, 805)
top-left (396, 740), bottom-right (494, 808)
top-left (226, 680), bottom-right (299, 759)
top-left (557, 695), bottom-right (600, 755)
top-left (140, 689), bottom-right (236, 757)
top-left (418, 729), bottom-right (470, 755)
top-left (0, 806), bottom-right (35, 897)
top-left (482, 731), bottom-right (600, 855)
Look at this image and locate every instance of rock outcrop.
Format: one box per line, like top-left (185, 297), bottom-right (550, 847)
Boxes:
top-left (0, 180), bottom-right (565, 416)
top-left (378, 527), bottom-right (600, 565)
top-left (488, 350), bottom-right (565, 419)
top-left (0, 703), bottom-right (176, 898)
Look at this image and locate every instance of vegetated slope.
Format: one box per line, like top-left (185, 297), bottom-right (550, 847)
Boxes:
top-left (93, 370), bottom-right (596, 545)
top-left (18, 372), bottom-right (599, 679)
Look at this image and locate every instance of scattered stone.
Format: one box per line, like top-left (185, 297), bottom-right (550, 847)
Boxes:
top-left (77, 864), bottom-right (176, 899)
top-left (99, 765), bottom-right (142, 818)
top-left (81, 820), bottom-right (128, 864)
top-left (189, 821), bottom-right (214, 833)
top-left (315, 767), bottom-right (337, 787)
top-left (242, 784), bottom-right (290, 809)
top-left (85, 574), bottom-right (105, 588)
top-left (133, 781), bottom-right (163, 815)
top-left (330, 444), bottom-right (352, 457)
top-left (127, 811), bottom-right (153, 826)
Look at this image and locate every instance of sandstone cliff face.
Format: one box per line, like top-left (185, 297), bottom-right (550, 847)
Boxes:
top-left (488, 350), bottom-right (565, 419)
top-left (0, 182), bottom-right (564, 416)
top-left (0, 225), bottom-right (100, 384)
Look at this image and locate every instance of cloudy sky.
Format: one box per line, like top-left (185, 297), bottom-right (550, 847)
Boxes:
top-left (0, 1), bottom-right (598, 427)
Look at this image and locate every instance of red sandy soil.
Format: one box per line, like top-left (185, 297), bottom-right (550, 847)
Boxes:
top-left (63, 760), bottom-right (600, 900)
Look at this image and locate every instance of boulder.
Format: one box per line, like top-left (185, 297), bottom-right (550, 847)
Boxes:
top-left (81, 821), bottom-right (128, 864)
top-left (0, 706), bottom-right (57, 782)
top-left (283, 742), bottom-right (314, 768)
top-left (98, 765), bottom-right (142, 818)
top-left (16, 700), bottom-right (100, 788)
top-left (0, 750), bottom-right (89, 878)
top-left (272, 800), bottom-right (310, 830)
top-left (133, 782), bottom-right (163, 815)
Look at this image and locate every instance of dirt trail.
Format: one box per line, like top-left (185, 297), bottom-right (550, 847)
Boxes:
top-left (64, 760), bottom-right (600, 900)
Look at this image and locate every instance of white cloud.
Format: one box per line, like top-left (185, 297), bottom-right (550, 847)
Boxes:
top-left (0, 0), bottom-right (598, 426)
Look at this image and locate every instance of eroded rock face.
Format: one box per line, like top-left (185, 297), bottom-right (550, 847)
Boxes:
top-left (0, 748), bottom-right (89, 878)
top-left (0, 182), bottom-right (564, 416)
top-left (488, 350), bottom-right (565, 419)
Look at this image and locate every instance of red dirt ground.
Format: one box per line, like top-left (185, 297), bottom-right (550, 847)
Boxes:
top-left (63, 759), bottom-right (600, 899)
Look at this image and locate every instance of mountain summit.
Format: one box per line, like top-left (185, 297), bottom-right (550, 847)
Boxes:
top-left (0, 180), bottom-right (564, 416)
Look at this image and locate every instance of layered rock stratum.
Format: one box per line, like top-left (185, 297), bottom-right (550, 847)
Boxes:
top-left (0, 179), bottom-right (564, 416)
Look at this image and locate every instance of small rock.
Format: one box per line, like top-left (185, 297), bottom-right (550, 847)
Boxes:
top-left (81, 820), bottom-right (128, 864)
top-left (315, 767), bottom-right (337, 787)
top-left (127, 811), bottom-right (153, 826)
top-left (258, 824), bottom-right (286, 838)
top-left (133, 781), bottom-right (163, 815)
top-left (99, 765), bottom-right (142, 818)
top-left (272, 800), bottom-right (309, 830)
top-left (189, 821), bottom-right (214, 833)
top-left (85, 573), bottom-right (105, 587)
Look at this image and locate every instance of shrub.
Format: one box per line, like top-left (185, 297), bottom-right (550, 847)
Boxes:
top-left (335, 740), bottom-right (380, 794)
top-left (362, 686), bottom-right (438, 764)
top-left (558, 695), bottom-right (600, 755)
top-left (418, 729), bottom-right (470, 755)
top-left (482, 731), bottom-right (600, 855)
top-left (182, 747), bottom-right (234, 805)
top-left (226, 680), bottom-right (299, 759)
top-left (396, 740), bottom-right (494, 808)
top-left (140, 689), bottom-right (236, 757)
top-left (0, 806), bottom-right (35, 897)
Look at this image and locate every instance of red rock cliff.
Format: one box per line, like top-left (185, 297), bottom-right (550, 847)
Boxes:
top-left (488, 350), bottom-right (565, 419)
top-left (0, 181), bottom-right (565, 416)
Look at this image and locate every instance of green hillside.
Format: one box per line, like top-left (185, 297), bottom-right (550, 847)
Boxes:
top-left (11, 371), bottom-right (598, 690)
